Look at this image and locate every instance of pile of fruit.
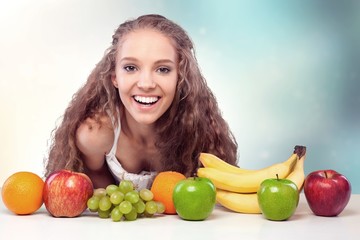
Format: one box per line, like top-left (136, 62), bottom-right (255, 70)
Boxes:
top-left (197, 145), bottom-right (352, 220)
top-left (87, 180), bottom-right (165, 221)
top-left (197, 145), bottom-right (307, 219)
top-left (1, 144), bottom-right (353, 222)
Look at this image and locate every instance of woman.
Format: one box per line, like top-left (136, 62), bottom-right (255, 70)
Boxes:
top-left (44, 14), bottom-right (238, 189)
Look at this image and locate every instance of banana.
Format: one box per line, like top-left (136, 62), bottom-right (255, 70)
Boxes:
top-left (216, 189), bottom-right (261, 214)
top-left (199, 152), bottom-right (298, 174)
top-left (207, 146), bottom-right (307, 214)
top-left (286, 154), bottom-right (306, 191)
top-left (197, 155), bottom-right (297, 193)
top-left (215, 156), bottom-right (306, 214)
top-left (199, 153), bottom-right (255, 174)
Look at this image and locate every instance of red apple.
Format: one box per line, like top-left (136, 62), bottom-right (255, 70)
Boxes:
top-left (304, 169), bottom-right (351, 217)
top-left (43, 170), bottom-right (94, 217)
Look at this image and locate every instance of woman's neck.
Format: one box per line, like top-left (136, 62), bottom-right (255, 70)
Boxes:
top-left (121, 111), bottom-right (156, 147)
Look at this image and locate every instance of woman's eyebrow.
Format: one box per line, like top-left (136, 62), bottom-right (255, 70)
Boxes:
top-left (119, 57), bottom-right (138, 63)
top-left (154, 59), bottom-right (176, 65)
top-left (119, 57), bottom-right (176, 65)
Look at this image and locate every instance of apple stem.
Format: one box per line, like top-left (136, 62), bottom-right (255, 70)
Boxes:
top-left (276, 174), bottom-right (279, 180)
top-left (324, 171), bottom-right (328, 178)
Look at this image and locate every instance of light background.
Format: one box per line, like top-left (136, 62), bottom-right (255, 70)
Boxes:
top-left (1, 0), bottom-right (359, 193)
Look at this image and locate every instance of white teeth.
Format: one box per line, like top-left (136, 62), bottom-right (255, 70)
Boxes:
top-left (134, 96), bottom-right (159, 104)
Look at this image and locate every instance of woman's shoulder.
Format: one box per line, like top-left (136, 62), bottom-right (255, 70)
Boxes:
top-left (76, 114), bottom-right (115, 155)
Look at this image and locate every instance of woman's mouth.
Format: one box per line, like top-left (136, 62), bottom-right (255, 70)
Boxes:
top-left (133, 96), bottom-right (160, 105)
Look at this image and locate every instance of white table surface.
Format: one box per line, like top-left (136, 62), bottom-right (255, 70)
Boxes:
top-left (1, 194), bottom-right (359, 240)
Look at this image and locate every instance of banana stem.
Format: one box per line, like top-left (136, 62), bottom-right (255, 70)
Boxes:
top-left (294, 145), bottom-right (306, 159)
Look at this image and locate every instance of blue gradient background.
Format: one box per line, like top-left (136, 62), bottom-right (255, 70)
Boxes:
top-left (1, 0), bottom-right (359, 193)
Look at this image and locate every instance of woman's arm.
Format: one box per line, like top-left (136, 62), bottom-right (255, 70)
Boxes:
top-left (83, 162), bottom-right (115, 189)
top-left (76, 116), bottom-right (115, 188)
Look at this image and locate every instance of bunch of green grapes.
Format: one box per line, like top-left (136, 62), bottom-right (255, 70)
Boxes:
top-left (87, 180), bottom-right (165, 221)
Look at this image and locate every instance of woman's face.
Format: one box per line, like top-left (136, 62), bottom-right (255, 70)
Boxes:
top-left (112, 29), bottom-right (178, 126)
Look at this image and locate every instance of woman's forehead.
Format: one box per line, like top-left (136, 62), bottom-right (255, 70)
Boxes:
top-left (117, 29), bottom-right (178, 63)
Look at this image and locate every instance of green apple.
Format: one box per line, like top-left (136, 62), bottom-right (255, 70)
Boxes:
top-left (257, 175), bottom-right (299, 221)
top-left (173, 176), bottom-right (216, 221)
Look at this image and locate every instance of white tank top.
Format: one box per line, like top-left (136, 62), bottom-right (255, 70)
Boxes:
top-left (105, 113), bottom-right (157, 190)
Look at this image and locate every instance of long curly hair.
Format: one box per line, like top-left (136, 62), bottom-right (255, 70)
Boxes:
top-left (44, 14), bottom-right (238, 178)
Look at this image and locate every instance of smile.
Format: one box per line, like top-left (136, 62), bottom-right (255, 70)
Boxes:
top-left (133, 96), bottom-right (160, 105)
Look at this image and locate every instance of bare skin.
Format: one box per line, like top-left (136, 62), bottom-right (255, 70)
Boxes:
top-left (76, 114), bottom-right (163, 188)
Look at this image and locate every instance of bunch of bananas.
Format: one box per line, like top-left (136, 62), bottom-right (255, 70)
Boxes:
top-left (197, 145), bottom-right (307, 214)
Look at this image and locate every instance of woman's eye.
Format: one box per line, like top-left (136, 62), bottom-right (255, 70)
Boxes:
top-left (124, 65), bottom-right (137, 72)
top-left (157, 67), bottom-right (170, 74)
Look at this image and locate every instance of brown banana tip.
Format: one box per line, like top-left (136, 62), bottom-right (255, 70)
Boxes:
top-left (293, 145), bottom-right (306, 159)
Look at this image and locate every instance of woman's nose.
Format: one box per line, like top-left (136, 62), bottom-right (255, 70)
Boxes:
top-left (137, 71), bottom-right (156, 89)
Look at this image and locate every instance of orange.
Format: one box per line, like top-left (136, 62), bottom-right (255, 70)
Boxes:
top-left (150, 171), bottom-right (186, 214)
top-left (1, 171), bottom-right (44, 215)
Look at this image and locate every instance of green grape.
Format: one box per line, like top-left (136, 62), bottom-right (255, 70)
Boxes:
top-left (110, 191), bottom-right (124, 205)
top-left (119, 180), bottom-right (134, 194)
top-left (124, 190), bottom-right (140, 204)
top-left (139, 188), bottom-right (154, 201)
top-left (133, 199), bottom-right (146, 214)
top-left (98, 209), bottom-right (111, 218)
top-left (90, 180), bottom-right (166, 221)
top-left (124, 206), bottom-right (138, 221)
top-left (106, 184), bottom-right (119, 196)
top-left (87, 196), bottom-right (100, 212)
top-left (99, 195), bottom-right (112, 211)
top-left (145, 200), bottom-right (158, 215)
top-left (155, 201), bottom-right (165, 214)
top-left (119, 200), bottom-right (132, 214)
top-left (111, 206), bottom-right (123, 222)
top-left (93, 188), bottom-right (107, 198)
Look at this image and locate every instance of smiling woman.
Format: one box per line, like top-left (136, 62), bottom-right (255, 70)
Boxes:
top-left (113, 29), bottom-right (178, 126)
top-left (43, 14), bottom-right (238, 189)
